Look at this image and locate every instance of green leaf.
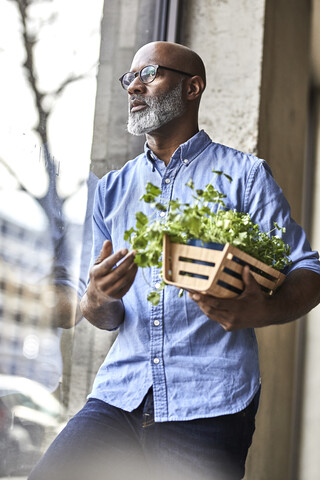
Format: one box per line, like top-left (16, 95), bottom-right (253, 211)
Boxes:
top-left (168, 199), bottom-right (181, 211)
top-left (146, 183), bottom-right (162, 196)
top-left (224, 173), bottom-right (233, 183)
top-left (154, 202), bottom-right (167, 212)
top-left (186, 179), bottom-right (194, 189)
top-left (140, 183), bottom-right (162, 203)
top-left (147, 291), bottom-right (161, 306)
top-left (136, 211), bottom-right (148, 228)
top-left (212, 169), bottom-right (232, 183)
top-left (124, 227), bottom-right (135, 241)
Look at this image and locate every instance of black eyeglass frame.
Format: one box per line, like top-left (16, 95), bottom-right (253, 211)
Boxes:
top-left (119, 64), bottom-right (194, 90)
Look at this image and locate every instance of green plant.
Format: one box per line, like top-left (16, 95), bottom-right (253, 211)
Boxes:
top-left (124, 171), bottom-right (291, 305)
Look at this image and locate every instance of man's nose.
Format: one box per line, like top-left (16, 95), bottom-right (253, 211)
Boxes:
top-left (127, 75), bottom-right (146, 95)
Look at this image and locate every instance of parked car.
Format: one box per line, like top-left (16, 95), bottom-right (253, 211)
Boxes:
top-left (0, 374), bottom-right (66, 477)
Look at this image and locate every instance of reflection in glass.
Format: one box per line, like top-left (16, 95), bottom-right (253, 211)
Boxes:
top-left (0, 0), bottom-right (103, 476)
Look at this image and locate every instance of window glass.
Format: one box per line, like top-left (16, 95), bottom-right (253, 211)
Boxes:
top-left (0, 0), bottom-right (160, 476)
top-left (0, 0), bottom-right (104, 476)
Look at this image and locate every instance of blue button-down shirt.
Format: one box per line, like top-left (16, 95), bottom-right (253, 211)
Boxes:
top-left (88, 130), bottom-right (320, 422)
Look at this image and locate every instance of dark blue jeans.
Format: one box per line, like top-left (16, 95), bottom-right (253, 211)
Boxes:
top-left (28, 388), bottom-right (259, 480)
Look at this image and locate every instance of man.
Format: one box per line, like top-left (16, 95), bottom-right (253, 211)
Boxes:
top-left (29, 41), bottom-right (320, 480)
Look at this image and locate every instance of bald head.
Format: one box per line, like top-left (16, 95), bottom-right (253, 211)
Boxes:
top-left (126, 42), bottom-right (205, 143)
top-left (131, 41), bottom-right (206, 90)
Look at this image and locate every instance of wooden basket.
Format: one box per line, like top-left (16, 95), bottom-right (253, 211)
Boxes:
top-left (162, 235), bottom-right (286, 298)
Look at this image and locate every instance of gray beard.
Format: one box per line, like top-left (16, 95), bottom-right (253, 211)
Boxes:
top-left (127, 81), bottom-right (185, 136)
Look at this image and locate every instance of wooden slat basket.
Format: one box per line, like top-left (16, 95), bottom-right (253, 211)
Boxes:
top-left (162, 235), bottom-right (286, 298)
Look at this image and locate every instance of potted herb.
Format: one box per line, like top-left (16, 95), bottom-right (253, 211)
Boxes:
top-left (124, 171), bottom-right (291, 305)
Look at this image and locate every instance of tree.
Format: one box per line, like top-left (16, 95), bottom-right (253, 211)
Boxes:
top-left (1, 0), bottom-right (96, 326)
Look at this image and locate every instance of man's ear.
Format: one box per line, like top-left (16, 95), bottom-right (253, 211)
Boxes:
top-left (185, 75), bottom-right (205, 100)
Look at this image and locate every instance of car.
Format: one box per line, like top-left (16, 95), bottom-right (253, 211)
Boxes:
top-left (0, 374), bottom-right (66, 477)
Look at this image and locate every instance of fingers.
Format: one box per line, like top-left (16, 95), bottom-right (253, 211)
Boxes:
top-left (96, 248), bottom-right (131, 277)
top-left (188, 292), bottom-right (228, 311)
top-left (188, 266), bottom-right (257, 306)
top-left (188, 265), bottom-right (270, 331)
top-left (94, 240), bottom-right (113, 265)
top-left (94, 240), bottom-right (133, 272)
top-left (242, 265), bottom-right (255, 290)
top-left (92, 239), bottom-right (132, 279)
top-left (96, 251), bottom-right (137, 291)
top-left (101, 260), bottom-right (138, 299)
top-left (188, 292), bottom-right (227, 316)
top-left (89, 245), bottom-right (138, 302)
top-left (188, 291), bottom-right (240, 331)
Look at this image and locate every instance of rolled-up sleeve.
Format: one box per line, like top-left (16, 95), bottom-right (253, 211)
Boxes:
top-left (244, 160), bottom-right (320, 275)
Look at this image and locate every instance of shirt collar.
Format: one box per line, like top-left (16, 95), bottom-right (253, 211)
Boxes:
top-left (144, 130), bottom-right (212, 168)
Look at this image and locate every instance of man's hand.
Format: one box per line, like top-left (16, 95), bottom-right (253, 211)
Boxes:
top-left (89, 240), bottom-right (137, 303)
top-left (189, 266), bottom-right (320, 332)
top-left (80, 240), bottom-right (137, 330)
top-left (188, 266), bottom-right (270, 331)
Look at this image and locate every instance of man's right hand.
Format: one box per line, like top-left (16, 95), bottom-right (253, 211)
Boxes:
top-left (80, 240), bottom-right (138, 330)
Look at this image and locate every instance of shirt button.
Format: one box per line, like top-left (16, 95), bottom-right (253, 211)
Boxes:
top-left (154, 320), bottom-right (160, 326)
top-left (155, 282), bottom-right (161, 289)
top-left (183, 159), bottom-right (189, 164)
top-left (159, 211), bottom-right (166, 217)
top-left (164, 178), bottom-right (171, 184)
top-left (153, 357), bottom-right (160, 364)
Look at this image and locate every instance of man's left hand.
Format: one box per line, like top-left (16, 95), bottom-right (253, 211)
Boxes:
top-left (188, 266), bottom-right (271, 331)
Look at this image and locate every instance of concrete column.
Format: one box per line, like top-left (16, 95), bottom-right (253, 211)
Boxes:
top-left (182, 0), bottom-right (266, 155)
top-left (255, 1), bottom-right (311, 479)
top-left (91, 0), bottom-right (158, 178)
top-left (298, 92), bottom-right (320, 480)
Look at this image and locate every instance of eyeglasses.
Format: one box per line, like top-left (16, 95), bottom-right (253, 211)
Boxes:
top-left (119, 64), bottom-right (194, 90)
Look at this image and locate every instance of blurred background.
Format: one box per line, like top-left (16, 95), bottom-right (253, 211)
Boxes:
top-left (0, 1), bottom-right (319, 479)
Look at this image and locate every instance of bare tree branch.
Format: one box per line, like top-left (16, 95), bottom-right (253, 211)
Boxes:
top-left (53, 73), bottom-right (87, 97)
top-left (15, 0), bottom-right (50, 145)
top-left (0, 157), bottom-right (28, 192)
top-left (0, 156), bottom-right (85, 199)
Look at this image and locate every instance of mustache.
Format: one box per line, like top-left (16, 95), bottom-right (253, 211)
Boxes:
top-left (129, 94), bottom-right (150, 107)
